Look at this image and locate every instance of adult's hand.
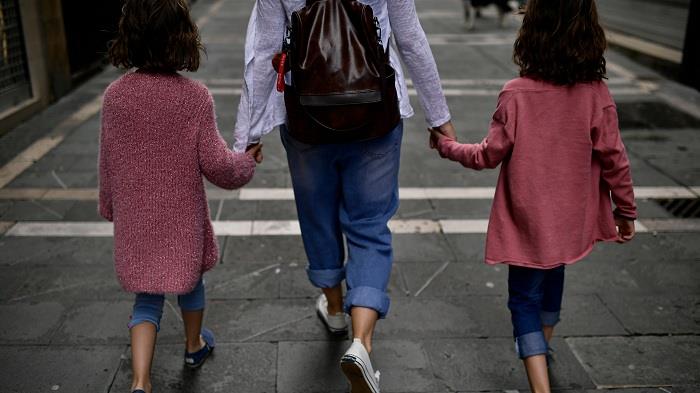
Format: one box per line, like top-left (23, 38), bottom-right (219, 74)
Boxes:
top-left (435, 121), bottom-right (457, 140)
top-left (429, 121), bottom-right (457, 149)
top-left (246, 143), bottom-right (264, 164)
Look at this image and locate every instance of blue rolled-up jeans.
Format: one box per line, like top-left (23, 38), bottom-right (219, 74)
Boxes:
top-left (508, 265), bottom-right (565, 358)
top-left (281, 122), bottom-right (403, 319)
top-left (128, 278), bottom-right (206, 331)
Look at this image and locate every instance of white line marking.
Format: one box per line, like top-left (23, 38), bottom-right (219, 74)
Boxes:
top-left (606, 61), bottom-right (638, 81)
top-left (212, 221), bottom-right (253, 236)
top-left (640, 219), bottom-right (700, 232)
top-left (0, 221), bottom-right (14, 235)
top-left (239, 313), bottom-right (315, 342)
top-left (0, 136), bottom-right (65, 189)
top-left (0, 97), bottom-right (102, 189)
top-left (210, 263), bottom-right (281, 291)
top-left (414, 261), bottom-right (450, 297)
top-left (51, 170), bottom-right (68, 189)
top-left (165, 299), bottom-right (184, 323)
top-left (440, 219), bottom-right (490, 233)
top-left (29, 200), bottom-right (63, 219)
top-left (239, 188), bottom-right (294, 200)
top-left (214, 199), bottom-right (225, 221)
top-left (209, 86), bottom-right (650, 97)
top-left (606, 30), bottom-right (683, 64)
top-left (389, 219), bottom-right (441, 234)
top-left (657, 92), bottom-right (700, 121)
top-left (195, 0), bottom-right (224, 27)
top-left (252, 220), bottom-right (300, 236)
top-left (634, 187), bottom-right (696, 199)
top-left (0, 186), bottom-right (695, 201)
top-left (3, 219), bottom-right (674, 237)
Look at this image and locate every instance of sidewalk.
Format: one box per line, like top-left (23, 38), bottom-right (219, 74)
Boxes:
top-left (0, 0), bottom-right (699, 392)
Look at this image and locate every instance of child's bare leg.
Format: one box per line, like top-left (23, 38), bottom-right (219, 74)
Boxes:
top-left (322, 285), bottom-right (344, 315)
top-left (182, 310), bottom-right (206, 353)
top-left (543, 325), bottom-right (554, 342)
top-left (130, 322), bottom-right (157, 393)
top-left (523, 355), bottom-right (551, 393)
top-left (179, 279), bottom-right (208, 353)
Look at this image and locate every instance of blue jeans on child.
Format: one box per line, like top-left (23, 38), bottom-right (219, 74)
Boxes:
top-left (129, 278), bottom-right (206, 331)
top-left (508, 265), bottom-right (565, 359)
top-left (281, 122), bottom-right (403, 319)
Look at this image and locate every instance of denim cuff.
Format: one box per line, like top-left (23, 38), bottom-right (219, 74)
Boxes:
top-left (514, 331), bottom-right (548, 359)
top-left (128, 317), bottom-right (161, 332)
top-left (344, 286), bottom-right (391, 319)
top-left (307, 267), bottom-right (346, 288)
top-left (540, 310), bottom-right (561, 327)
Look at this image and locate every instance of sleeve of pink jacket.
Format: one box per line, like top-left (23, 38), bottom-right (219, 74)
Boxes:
top-left (98, 113), bottom-right (113, 222)
top-left (592, 105), bottom-right (637, 219)
top-left (436, 93), bottom-right (515, 170)
top-left (198, 92), bottom-right (257, 190)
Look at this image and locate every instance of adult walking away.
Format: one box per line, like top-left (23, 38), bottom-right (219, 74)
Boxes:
top-left (234, 0), bottom-right (453, 391)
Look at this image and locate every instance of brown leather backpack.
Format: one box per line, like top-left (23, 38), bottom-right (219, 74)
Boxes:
top-left (282, 0), bottom-right (401, 144)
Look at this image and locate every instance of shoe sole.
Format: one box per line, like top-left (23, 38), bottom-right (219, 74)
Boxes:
top-left (340, 355), bottom-right (379, 393)
top-left (316, 308), bottom-right (348, 336)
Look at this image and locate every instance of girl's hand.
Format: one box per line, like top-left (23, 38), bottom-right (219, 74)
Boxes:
top-left (615, 217), bottom-right (636, 243)
top-left (246, 143), bottom-right (264, 164)
top-left (427, 128), bottom-right (451, 158)
top-left (436, 121), bottom-right (457, 141)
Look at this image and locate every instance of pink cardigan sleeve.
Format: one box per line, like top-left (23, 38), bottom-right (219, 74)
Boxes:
top-left (437, 94), bottom-right (515, 170)
top-left (197, 93), bottom-right (257, 190)
top-left (592, 105), bottom-right (637, 219)
top-left (98, 113), bottom-right (113, 222)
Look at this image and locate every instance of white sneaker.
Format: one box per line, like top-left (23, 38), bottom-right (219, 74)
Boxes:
top-left (316, 294), bottom-right (348, 335)
top-left (340, 338), bottom-right (381, 393)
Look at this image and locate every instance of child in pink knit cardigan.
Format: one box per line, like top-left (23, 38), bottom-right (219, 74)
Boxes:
top-left (99, 1), bottom-right (261, 392)
top-left (430, 0), bottom-right (636, 392)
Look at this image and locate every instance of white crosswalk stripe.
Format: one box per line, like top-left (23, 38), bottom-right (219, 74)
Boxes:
top-left (0, 219), bottom-right (684, 237)
top-left (0, 186), bottom-right (696, 201)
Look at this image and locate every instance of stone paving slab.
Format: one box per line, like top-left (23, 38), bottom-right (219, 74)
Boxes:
top-left (0, 199), bottom-right (76, 221)
top-left (0, 237), bottom-right (113, 266)
top-left (0, 302), bottom-right (65, 344)
top-left (277, 340), bottom-right (442, 393)
top-left (111, 342), bottom-right (277, 393)
top-left (47, 300), bottom-right (182, 346)
top-left (0, 345), bottom-right (124, 393)
top-left (4, 266), bottom-right (125, 302)
top-left (426, 337), bottom-right (594, 391)
top-left (566, 336), bottom-right (700, 388)
top-left (600, 294), bottom-right (700, 335)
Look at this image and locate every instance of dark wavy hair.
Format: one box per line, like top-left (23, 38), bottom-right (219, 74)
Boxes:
top-left (513, 0), bottom-right (607, 85)
top-left (109, 0), bottom-right (203, 72)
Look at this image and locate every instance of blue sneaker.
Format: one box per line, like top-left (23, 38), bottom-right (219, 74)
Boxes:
top-left (184, 327), bottom-right (215, 369)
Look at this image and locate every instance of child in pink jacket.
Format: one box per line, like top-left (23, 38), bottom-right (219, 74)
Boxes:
top-left (430, 0), bottom-right (636, 392)
top-left (99, 1), bottom-right (261, 392)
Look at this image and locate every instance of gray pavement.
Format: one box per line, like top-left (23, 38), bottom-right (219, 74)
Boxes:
top-left (1, 0), bottom-right (700, 392)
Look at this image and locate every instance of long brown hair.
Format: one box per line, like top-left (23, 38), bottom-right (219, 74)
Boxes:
top-left (513, 0), bottom-right (607, 85)
top-left (109, 0), bottom-right (203, 72)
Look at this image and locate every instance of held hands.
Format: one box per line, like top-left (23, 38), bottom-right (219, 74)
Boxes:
top-left (246, 143), bottom-right (264, 164)
top-left (428, 121), bottom-right (457, 158)
top-left (615, 217), bottom-right (636, 243)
